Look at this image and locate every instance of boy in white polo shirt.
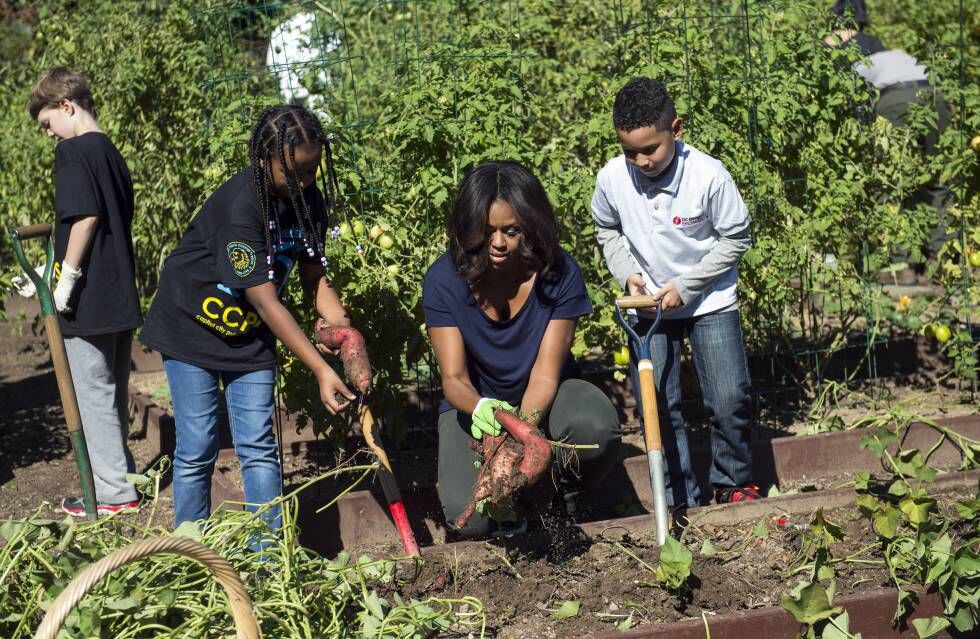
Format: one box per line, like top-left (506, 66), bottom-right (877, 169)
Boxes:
top-left (592, 77), bottom-right (758, 511)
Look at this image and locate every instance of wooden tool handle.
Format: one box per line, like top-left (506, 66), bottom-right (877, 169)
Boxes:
top-left (359, 404), bottom-right (392, 473)
top-left (616, 295), bottom-right (659, 309)
top-left (44, 316), bottom-right (83, 434)
top-left (14, 223), bottom-right (53, 240)
top-left (637, 362), bottom-right (663, 452)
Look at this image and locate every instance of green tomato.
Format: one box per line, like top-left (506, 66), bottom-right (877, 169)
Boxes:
top-left (613, 345), bottom-right (630, 366)
top-left (338, 222), bottom-right (351, 237)
top-left (933, 325), bottom-right (951, 343)
top-left (369, 224), bottom-right (384, 240)
top-left (386, 264), bottom-right (400, 276)
top-left (969, 251), bottom-right (980, 268)
top-left (378, 233), bottom-right (395, 250)
top-left (352, 220), bottom-right (366, 236)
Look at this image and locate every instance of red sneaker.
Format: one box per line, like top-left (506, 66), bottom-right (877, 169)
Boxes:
top-left (714, 485), bottom-right (761, 504)
top-left (62, 497), bottom-right (141, 517)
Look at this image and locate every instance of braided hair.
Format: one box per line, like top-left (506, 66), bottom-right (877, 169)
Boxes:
top-left (247, 104), bottom-right (339, 281)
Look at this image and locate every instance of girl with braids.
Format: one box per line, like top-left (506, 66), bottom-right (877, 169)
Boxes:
top-left (142, 104), bottom-right (356, 534)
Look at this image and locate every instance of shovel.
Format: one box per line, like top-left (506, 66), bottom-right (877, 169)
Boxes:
top-left (10, 224), bottom-right (98, 520)
top-left (614, 295), bottom-right (668, 545)
top-left (358, 402), bottom-right (420, 557)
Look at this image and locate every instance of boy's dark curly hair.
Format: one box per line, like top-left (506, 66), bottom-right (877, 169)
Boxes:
top-left (612, 77), bottom-right (676, 133)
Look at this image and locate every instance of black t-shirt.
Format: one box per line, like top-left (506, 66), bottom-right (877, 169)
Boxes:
top-left (53, 132), bottom-right (140, 336)
top-left (140, 169), bottom-right (327, 371)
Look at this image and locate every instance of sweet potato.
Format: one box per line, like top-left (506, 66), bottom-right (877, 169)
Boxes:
top-left (453, 409), bottom-right (552, 530)
top-left (314, 320), bottom-right (373, 393)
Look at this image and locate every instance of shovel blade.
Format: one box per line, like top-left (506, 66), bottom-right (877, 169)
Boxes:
top-left (647, 449), bottom-right (669, 546)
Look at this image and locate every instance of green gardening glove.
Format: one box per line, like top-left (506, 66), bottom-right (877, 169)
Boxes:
top-left (470, 398), bottom-right (517, 439)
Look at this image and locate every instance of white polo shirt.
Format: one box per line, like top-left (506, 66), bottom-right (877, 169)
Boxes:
top-left (592, 141), bottom-right (750, 319)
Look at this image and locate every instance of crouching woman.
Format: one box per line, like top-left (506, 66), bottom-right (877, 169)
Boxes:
top-left (422, 160), bottom-right (621, 538)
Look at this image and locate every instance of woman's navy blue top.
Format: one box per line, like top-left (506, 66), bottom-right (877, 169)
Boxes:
top-left (422, 250), bottom-right (593, 413)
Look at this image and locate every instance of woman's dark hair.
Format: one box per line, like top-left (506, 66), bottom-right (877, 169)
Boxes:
top-left (613, 77), bottom-right (676, 133)
top-left (448, 160), bottom-right (562, 285)
top-left (248, 104), bottom-right (338, 280)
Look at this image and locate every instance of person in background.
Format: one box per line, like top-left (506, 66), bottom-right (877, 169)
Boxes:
top-left (826, 0), bottom-right (952, 284)
top-left (28, 67), bottom-right (142, 517)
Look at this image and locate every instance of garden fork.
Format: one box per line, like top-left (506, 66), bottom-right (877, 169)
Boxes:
top-left (614, 295), bottom-right (668, 546)
top-left (10, 224), bottom-right (98, 520)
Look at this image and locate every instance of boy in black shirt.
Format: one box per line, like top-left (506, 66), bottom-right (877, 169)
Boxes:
top-left (28, 67), bottom-right (141, 516)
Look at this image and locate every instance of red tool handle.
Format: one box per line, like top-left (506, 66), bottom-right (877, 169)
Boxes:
top-left (377, 468), bottom-right (420, 557)
top-left (360, 405), bottom-right (421, 557)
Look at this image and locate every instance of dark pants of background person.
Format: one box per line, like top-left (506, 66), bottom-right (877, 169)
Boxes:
top-left (627, 309), bottom-right (753, 509)
top-left (877, 82), bottom-right (953, 260)
top-left (438, 378), bottom-right (621, 538)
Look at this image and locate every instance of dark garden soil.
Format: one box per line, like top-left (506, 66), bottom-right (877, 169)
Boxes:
top-left (0, 298), bottom-right (170, 524)
top-left (386, 488), bottom-right (975, 638)
top-left (1, 295), bottom-right (977, 638)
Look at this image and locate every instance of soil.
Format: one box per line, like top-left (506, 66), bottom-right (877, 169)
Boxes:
top-left (390, 488), bottom-right (975, 638)
top-left (1, 295), bottom-right (977, 638)
top-left (0, 298), bottom-right (170, 524)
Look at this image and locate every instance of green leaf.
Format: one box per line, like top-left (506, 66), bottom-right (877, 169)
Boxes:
top-left (887, 480), bottom-right (908, 497)
top-left (952, 548), bottom-right (980, 576)
top-left (617, 613), bottom-right (634, 631)
top-left (551, 600), bottom-right (581, 620)
top-left (853, 472), bottom-right (872, 491)
top-left (125, 472), bottom-right (152, 489)
top-left (105, 596), bottom-right (138, 611)
top-left (655, 537), bottom-right (693, 591)
top-left (894, 588), bottom-right (918, 624)
top-left (362, 591), bottom-right (386, 620)
top-left (899, 497), bottom-right (932, 525)
top-left (780, 582), bottom-right (843, 625)
top-left (874, 505), bottom-right (902, 538)
top-left (172, 520), bottom-right (201, 540)
top-left (953, 498), bottom-right (979, 520)
top-left (911, 616), bottom-right (950, 638)
top-left (156, 589), bottom-right (176, 607)
top-left (821, 611), bottom-right (859, 639)
top-left (700, 539), bottom-right (717, 557)
top-left (810, 509), bottom-right (844, 546)
top-left (855, 493), bottom-right (880, 517)
top-left (949, 604), bottom-right (976, 632)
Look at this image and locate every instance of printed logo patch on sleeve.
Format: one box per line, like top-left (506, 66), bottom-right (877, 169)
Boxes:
top-left (226, 242), bottom-right (257, 278)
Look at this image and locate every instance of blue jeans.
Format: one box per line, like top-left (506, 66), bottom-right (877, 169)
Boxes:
top-left (164, 358), bottom-right (282, 533)
top-left (628, 309), bottom-right (753, 508)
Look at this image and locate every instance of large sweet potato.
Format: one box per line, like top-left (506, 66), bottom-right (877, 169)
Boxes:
top-left (453, 409), bottom-right (552, 530)
top-left (314, 320), bottom-right (373, 394)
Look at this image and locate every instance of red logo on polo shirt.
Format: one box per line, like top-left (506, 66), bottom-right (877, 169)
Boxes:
top-left (672, 213), bottom-right (705, 227)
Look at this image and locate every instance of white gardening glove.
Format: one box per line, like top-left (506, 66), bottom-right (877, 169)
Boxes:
top-left (12, 265), bottom-right (47, 298)
top-left (53, 262), bottom-right (82, 313)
